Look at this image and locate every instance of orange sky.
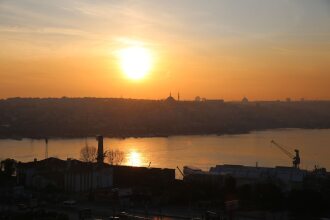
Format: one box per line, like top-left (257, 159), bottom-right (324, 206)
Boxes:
top-left (0, 0), bottom-right (330, 101)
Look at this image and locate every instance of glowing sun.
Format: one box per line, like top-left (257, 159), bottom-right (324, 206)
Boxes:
top-left (118, 46), bottom-right (152, 80)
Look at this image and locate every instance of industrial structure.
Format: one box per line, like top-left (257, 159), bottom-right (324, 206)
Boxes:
top-left (96, 135), bottom-right (104, 164)
top-left (270, 140), bottom-right (300, 169)
top-left (182, 140), bottom-right (306, 190)
top-left (16, 135), bottom-right (175, 193)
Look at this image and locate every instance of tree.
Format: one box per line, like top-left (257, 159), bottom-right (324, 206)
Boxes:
top-left (106, 149), bottom-right (125, 165)
top-left (1, 158), bottom-right (17, 176)
top-left (80, 145), bottom-right (97, 162)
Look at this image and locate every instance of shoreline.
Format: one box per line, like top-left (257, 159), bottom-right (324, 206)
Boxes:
top-left (0, 127), bottom-right (329, 140)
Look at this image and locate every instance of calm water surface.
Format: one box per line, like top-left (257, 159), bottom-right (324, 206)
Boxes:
top-left (1, 129), bottom-right (330, 177)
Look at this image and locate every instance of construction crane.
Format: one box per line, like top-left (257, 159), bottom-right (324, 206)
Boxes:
top-left (270, 140), bottom-right (300, 169)
top-left (176, 166), bottom-right (185, 178)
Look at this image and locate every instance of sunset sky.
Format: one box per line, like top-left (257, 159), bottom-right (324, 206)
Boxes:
top-left (1, 0), bottom-right (329, 100)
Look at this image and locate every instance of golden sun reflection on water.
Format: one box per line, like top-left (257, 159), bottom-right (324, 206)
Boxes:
top-left (127, 150), bottom-right (142, 167)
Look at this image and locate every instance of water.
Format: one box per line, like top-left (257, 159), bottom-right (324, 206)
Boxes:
top-left (1, 129), bottom-right (330, 177)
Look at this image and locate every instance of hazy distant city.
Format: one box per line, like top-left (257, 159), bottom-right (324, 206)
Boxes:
top-left (1, 97), bottom-right (330, 139)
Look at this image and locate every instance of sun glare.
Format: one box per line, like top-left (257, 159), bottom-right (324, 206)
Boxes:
top-left (118, 46), bottom-right (152, 80)
top-left (127, 151), bottom-right (142, 167)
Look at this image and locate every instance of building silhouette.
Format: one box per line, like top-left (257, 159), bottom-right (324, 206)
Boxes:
top-left (165, 92), bottom-right (176, 102)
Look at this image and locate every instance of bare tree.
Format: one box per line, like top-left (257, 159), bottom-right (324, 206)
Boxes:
top-left (80, 145), bottom-right (97, 162)
top-left (106, 149), bottom-right (125, 165)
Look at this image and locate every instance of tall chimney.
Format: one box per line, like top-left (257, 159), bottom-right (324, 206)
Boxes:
top-left (96, 135), bottom-right (104, 164)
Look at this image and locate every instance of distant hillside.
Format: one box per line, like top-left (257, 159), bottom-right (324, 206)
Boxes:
top-left (0, 98), bottom-right (330, 138)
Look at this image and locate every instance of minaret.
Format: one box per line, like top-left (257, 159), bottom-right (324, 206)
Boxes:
top-left (178, 92), bottom-right (180, 101)
top-left (96, 135), bottom-right (104, 164)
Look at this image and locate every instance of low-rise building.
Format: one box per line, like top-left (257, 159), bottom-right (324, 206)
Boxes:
top-left (183, 164), bottom-right (307, 190)
top-left (17, 135), bottom-right (175, 193)
top-left (17, 158), bottom-right (175, 193)
top-left (17, 157), bottom-right (113, 192)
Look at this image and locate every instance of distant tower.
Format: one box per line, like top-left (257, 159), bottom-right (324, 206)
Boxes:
top-left (96, 135), bottom-right (104, 164)
top-left (45, 138), bottom-right (49, 159)
top-left (242, 97), bottom-right (249, 104)
top-left (178, 92), bottom-right (180, 101)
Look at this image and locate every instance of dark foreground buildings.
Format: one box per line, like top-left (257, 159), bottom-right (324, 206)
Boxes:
top-left (5, 136), bottom-right (330, 219)
top-left (16, 136), bottom-right (175, 193)
top-left (16, 157), bottom-right (175, 193)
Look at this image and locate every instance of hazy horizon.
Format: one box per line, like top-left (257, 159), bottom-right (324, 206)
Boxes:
top-left (2, 96), bottom-right (330, 102)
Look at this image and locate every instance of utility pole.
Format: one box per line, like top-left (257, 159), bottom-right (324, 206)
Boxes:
top-left (45, 138), bottom-right (49, 159)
